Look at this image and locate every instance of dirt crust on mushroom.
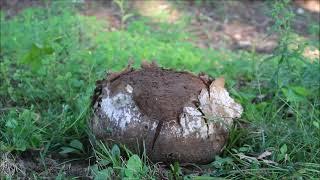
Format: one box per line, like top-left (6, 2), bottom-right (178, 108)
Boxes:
top-left (91, 62), bottom-right (242, 164)
top-left (110, 64), bottom-right (206, 126)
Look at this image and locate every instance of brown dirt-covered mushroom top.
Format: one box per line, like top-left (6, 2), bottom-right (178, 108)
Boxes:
top-left (108, 64), bottom-right (207, 124)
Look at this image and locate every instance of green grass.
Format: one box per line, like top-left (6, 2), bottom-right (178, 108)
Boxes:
top-left (0, 1), bottom-right (319, 179)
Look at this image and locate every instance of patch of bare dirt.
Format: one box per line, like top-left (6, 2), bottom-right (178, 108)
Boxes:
top-left (81, 0), bottom-right (121, 30)
top-left (0, 0), bottom-right (44, 18)
top-left (2, 0), bottom-right (318, 54)
top-left (1, 151), bottom-right (92, 179)
top-left (185, 0), bottom-right (319, 53)
top-left (295, 0), bottom-right (320, 13)
top-left (131, 0), bottom-right (181, 23)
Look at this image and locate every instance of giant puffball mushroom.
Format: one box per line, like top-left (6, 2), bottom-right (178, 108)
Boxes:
top-left (90, 62), bottom-right (243, 164)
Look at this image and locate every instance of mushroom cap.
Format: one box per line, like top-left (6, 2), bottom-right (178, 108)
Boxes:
top-left (91, 65), bottom-right (242, 164)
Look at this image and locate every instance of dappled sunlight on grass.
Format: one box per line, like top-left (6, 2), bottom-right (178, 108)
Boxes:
top-left (295, 0), bottom-right (320, 13)
top-left (132, 0), bottom-right (181, 23)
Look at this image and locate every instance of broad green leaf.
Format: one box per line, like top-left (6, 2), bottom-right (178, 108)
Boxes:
top-left (125, 154), bottom-right (142, 178)
top-left (15, 139), bottom-right (27, 151)
top-left (313, 121), bottom-right (319, 129)
top-left (21, 43), bottom-right (54, 70)
top-left (171, 161), bottom-right (182, 177)
top-left (94, 168), bottom-right (113, 180)
top-left (5, 119), bottom-right (18, 128)
top-left (212, 156), bottom-right (233, 169)
top-left (291, 86), bottom-right (310, 97)
top-left (111, 144), bottom-right (120, 160)
top-left (281, 86), bottom-right (308, 102)
top-left (30, 134), bottom-right (41, 147)
top-left (21, 43), bottom-right (42, 69)
top-left (43, 46), bottom-right (54, 54)
top-left (280, 144), bottom-right (287, 154)
top-left (59, 147), bottom-right (79, 154)
top-left (90, 164), bottom-right (99, 175)
top-left (69, 139), bottom-right (84, 151)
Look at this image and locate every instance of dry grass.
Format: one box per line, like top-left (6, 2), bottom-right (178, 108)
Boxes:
top-left (0, 152), bottom-right (26, 177)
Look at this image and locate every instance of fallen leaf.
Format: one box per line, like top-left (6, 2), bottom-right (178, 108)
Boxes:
top-left (257, 150), bottom-right (272, 160)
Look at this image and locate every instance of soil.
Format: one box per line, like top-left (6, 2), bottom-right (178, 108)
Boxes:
top-left (1, 150), bottom-right (92, 179)
top-left (1, 0), bottom-right (318, 52)
top-left (186, 0), bottom-right (319, 52)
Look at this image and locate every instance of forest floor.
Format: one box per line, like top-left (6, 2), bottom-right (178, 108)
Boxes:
top-left (0, 0), bottom-right (319, 179)
top-left (1, 0), bottom-right (319, 54)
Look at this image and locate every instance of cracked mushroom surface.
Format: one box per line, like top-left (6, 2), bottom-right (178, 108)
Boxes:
top-left (91, 63), bottom-right (243, 164)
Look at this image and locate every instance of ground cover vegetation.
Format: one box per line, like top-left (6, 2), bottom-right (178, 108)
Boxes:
top-left (0, 0), bottom-right (319, 179)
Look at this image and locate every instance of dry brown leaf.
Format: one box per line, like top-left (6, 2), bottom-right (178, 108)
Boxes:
top-left (212, 77), bottom-right (225, 88)
top-left (257, 150), bottom-right (272, 160)
top-left (199, 77), bottom-right (243, 127)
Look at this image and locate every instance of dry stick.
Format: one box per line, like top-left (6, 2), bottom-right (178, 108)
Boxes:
top-left (151, 120), bottom-right (164, 150)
